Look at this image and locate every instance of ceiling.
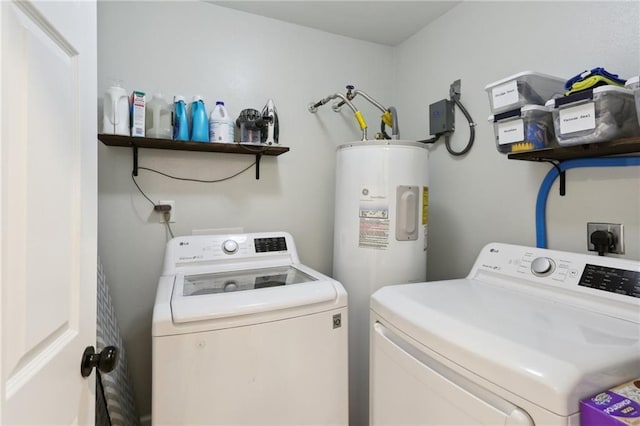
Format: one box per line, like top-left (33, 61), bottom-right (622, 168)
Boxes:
top-left (209, 1), bottom-right (461, 46)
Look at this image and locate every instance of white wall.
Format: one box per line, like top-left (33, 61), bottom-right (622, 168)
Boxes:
top-left (98, 0), bottom-right (640, 420)
top-left (394, 1), bottom-right (640, 281)
top-left (97, 1), bottom-right (393, 417)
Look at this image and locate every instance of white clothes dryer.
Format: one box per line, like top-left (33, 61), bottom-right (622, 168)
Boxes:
top-left (370, 243), bottom-right (640, 426)
top-left (152, 232), bottom-right (348, 426)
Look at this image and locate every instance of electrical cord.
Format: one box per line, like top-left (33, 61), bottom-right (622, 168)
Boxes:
top-left (138, 162), bottom-right (256, 183)
top-left (131, 171), bottom-right (176, 238)
top-left (130, 160), bottom-right (256, 238)
top-left (163, 211), bottom-right (175, 238)
top-left (235, 143), bottom-right (272, 154)
top-left (445, 98), bottom-right (475, 156)
top-left (131, 170), bottom-right (156, 208)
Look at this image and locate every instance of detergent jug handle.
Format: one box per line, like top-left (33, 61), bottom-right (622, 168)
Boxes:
top-left (107, 88), bottom-right (121, 126)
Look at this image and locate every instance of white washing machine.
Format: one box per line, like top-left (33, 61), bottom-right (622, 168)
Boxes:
top-left (370, 243), bottom-right (640, 426)
top-left (152, 232), bottom-right (348, 426)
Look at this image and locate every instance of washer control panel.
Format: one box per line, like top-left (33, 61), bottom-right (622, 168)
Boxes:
top-left (254, 236), bottom-right (288, 253)
top-left (531, 257), bottom-right (555, 276)
top-left (162, 232), bottom-right (299, 274)
top-left (474, 243), bottom-right (640, 302)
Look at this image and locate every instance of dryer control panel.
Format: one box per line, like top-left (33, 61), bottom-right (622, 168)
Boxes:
top-left (470, 242), bottom-right (640, 323)
top-left (578, 263), bottom-right (640, 298)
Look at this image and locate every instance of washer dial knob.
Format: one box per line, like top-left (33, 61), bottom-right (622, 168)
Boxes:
top-left (531, 257), bottom-right (555, 276)
top-left (222, 239), bottom-right (239, 254)
top-left (224, 281), bottom-right (238, 292)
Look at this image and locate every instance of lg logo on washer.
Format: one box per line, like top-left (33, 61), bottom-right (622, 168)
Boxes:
top-left (333, 314), bottom-right (342, 329)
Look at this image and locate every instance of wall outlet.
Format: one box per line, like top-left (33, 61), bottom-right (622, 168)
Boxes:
top-left (157, 200), bottom-right (175, 223)
top-left (587, 222), bottom-right (624, 254)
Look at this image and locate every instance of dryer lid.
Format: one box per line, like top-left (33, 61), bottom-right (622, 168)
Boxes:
top-left (370, 278), bottom-right (640, 417)
top-left (171, 265), bottom-right (338, 323)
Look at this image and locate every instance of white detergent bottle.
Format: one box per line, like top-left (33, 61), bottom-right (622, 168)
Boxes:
top-left (209, 101), bottom-right (235, 143)
top-left (145, 94), bottom-right (172, 139)
top-left (102, 84), bottom-right (130, 135)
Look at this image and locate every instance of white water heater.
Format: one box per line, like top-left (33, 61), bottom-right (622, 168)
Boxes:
top-left (333, 140), bottom-right (429, 426)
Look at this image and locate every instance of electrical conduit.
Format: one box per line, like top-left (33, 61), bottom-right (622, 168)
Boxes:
top-left (536, 156), bottom-right (640, 248)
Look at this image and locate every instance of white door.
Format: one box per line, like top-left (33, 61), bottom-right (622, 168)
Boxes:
top-left (0, 0), bottom-right (97, 424)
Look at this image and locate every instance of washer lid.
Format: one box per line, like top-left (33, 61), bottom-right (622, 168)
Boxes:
top-left (370, 278), bottom-right (640, 416)
top-left (171, 265), bottom-right (337, 323)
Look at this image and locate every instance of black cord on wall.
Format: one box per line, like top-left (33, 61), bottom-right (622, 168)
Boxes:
top-left (130, 161), bottom-right (256, 238)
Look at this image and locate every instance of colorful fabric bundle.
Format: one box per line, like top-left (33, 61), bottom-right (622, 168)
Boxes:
top-left (564, 67), bottom-right (626, 95)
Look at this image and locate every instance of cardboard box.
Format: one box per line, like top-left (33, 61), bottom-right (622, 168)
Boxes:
top-left (130, 91), bottom-right (145, 137)
top-left (580, 378), bottom-right (640, 425)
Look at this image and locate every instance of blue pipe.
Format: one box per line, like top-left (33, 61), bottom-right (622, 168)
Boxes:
top-left (536, 156), bottom-right (640, 248)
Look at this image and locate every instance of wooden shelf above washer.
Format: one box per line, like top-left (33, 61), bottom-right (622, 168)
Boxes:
top-left (98, 134), bottom-right (289, 180)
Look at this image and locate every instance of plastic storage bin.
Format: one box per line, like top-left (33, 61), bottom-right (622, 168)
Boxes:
top-left (625, 76), bottom-right (640, 128)
top-left (625, 76), bottom-right (639, 90)
top-left (488, 105), bottom-right (556, 154)
top-left (485, 71), bottom-right (566, 114)
top-left (545, 86), bottom-right (639, 146)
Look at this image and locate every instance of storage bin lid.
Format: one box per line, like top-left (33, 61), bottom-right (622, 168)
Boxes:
top-left (625, 76), bottom-right (639, 89)
top-left (488, 104), bottom-right (549, 123)
top-left (545, 85), bottom-right (634, 109)
top-left (484, 70), bottom-right (565, 91)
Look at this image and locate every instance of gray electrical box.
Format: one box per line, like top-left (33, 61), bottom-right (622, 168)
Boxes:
top-left (429, 99), bottom-right (455, 135)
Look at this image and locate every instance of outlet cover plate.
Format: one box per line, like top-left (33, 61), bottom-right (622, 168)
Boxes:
top-left (157, 200), bottom-right (175, 223)
top-left (587, 222), bottom-right (624, 254)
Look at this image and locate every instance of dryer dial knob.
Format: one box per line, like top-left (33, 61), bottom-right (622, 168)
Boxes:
top-left (222, 239), bottom-right (239, 254)
top-left (531, 257), bottom-right (555, 276)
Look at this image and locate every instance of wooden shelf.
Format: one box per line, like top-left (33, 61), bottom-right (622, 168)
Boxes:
top-left (98, 134), bottom-right (289, 180)
top-left (507, 136), bottom-right (640, 197)
top-left (507, 136), bottom-right (640, 161)
top-left (98, 134), bottom-right (289, 156)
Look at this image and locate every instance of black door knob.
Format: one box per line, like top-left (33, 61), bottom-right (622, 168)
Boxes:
top-left (80, 345), bottom-right (118, 378)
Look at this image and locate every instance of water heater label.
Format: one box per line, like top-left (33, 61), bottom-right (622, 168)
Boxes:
top-left (422, 186), bottom-right (429, 225)
top-left (359, 186), bottom-right (389, 250)
top-left (423, 186), bottom-right (429, 251)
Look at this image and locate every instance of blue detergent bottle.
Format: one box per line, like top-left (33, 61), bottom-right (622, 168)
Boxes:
top-left (173, 95), bottom-right (189, 141)
top-left (190, 95), bottom-right (209, 142)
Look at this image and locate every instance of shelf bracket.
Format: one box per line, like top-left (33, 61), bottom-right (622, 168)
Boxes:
top-left (255, 153), bottom-right (262, 180)
top-left (545, 161), bottom-right (565, 196)
top-left (132, 144), bottom-right (139, 176)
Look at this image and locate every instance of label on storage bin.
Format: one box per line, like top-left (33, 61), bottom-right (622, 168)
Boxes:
top-left (492, 81), bottom-right (519, 110)
top-left (559, 102), bottom-right (596, 134)
top-left (497, 119), bottom-right (524, 145)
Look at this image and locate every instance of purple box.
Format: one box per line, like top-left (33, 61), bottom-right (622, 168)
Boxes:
top-left (581, 379), bottom-right (640, 426)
